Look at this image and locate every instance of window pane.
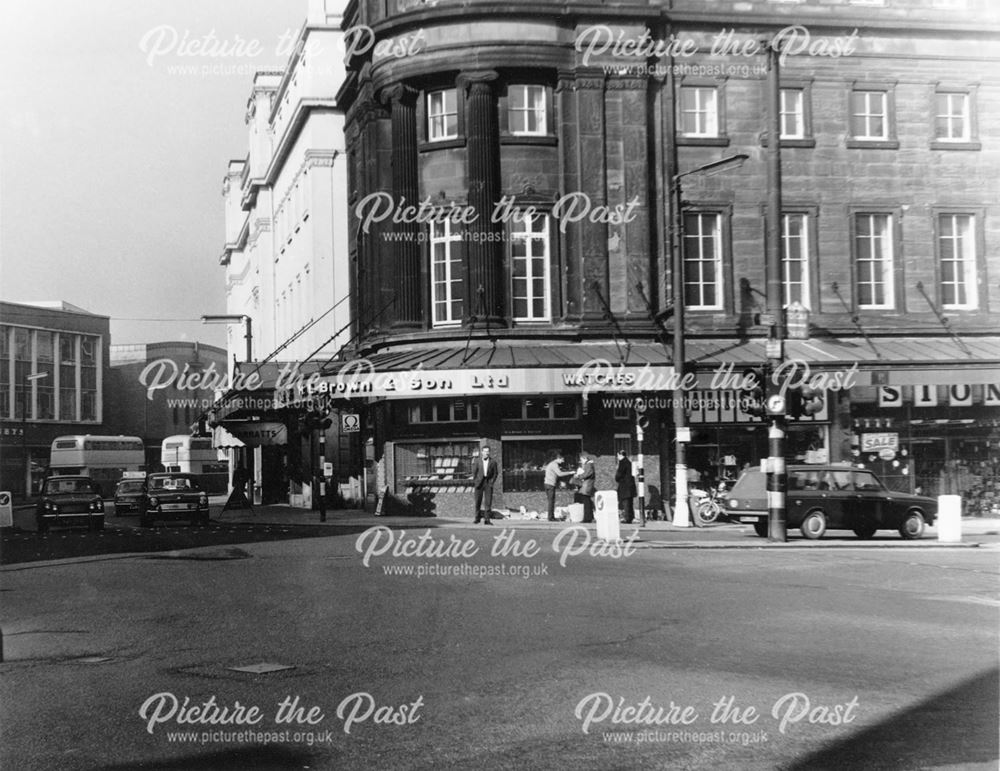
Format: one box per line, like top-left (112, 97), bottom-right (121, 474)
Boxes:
top-left (939, 214), bottom-right (976, 309)
top-left (680, 87), bottom-right (718, 137)
top-left (683, 213), bottom-right (722, 309)
top-left (855, 214), bottom-right (893, 309)
top-left (510, 214), bottom-right (550, 320)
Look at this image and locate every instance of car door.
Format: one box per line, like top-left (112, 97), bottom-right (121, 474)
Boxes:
top-left (851, 470), bottom-right (887, 528)
top-left (817, 469), bottom-right (853, 529)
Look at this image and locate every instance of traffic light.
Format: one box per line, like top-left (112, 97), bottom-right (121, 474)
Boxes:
top-left (741, 367), bottom-right (768, 418)
top-left (786, 385), bottom-right (824, 419)
top-left (300, 411), bottom-right (333, 431)
top-left (800, 385), bottom-right (824, 417)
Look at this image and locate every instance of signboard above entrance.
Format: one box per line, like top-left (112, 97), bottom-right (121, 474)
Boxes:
top-left (221, 421), bottom-right (288, 446)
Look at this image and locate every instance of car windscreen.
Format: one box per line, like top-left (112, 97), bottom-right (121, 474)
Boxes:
top-left (729, 470), bottom-right (765, 499)
top-left (149, 477), bottom-right (199, 491)
top-left (117, 481), bottom-right (144, 493)
top-left (46, 479), bottom-right (93, 494)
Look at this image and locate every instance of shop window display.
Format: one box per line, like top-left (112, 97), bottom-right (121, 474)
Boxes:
top-left (503, 439), bottom-right (581, 492)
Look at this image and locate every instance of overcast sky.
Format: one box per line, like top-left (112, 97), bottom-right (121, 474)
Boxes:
top-left (0, 0), bottom-right (310, 349)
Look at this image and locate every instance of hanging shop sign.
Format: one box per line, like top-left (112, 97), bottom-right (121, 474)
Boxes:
top-left (221, 421), bottom-right (288, 446)
top-left (861, 433), bottom-right (899, 453)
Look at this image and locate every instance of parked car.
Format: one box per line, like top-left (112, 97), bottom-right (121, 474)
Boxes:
top-left (113, 478), bottom-right (146, 514)
top-left (140, 472), bottom-right (210, 527)
top-left (36, 475), bottom-right (105, 533)
top-left (727, 465), bottom-right (937, 540)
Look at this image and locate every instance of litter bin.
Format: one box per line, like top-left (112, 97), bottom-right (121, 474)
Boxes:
top-left (595, 490), bottom-right (621, 542)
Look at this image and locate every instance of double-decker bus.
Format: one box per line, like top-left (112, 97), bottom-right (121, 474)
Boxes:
top-left (160, 435), bottom-right (229, 493)
top-left (49, 435), bottom-right (145, 496)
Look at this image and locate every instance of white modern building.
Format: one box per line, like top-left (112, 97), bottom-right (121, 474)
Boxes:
top-left (217, 0), bottom-right (354, 507)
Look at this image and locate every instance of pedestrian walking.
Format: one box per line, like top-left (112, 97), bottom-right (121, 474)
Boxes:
top-left (615, 449), bottom-right (637, 524)
top-left (472, 445), bottom-right (498, 525)
top-left (543, 450), bottom-right (575, 521)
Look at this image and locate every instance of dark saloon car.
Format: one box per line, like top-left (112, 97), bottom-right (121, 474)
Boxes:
top-left (113, 478), bottom-right (146, 514)
top-left (36, 475), bottom-right (105, 532)
top-left (140, 473), bottom-right (210, 527)
top-left (727, 465), bottom-right (937, 540)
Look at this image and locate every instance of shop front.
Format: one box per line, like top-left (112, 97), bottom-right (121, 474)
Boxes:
top-left (852, 382), bottom-right (1000, 511)
top-left (313, 336), bottom-right (999, 518)
top-left (314, 344), bottom-right (678, 518)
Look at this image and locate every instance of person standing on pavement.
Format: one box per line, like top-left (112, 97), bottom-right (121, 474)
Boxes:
top-left (574, 454), bottom-right (596, 524)
top-left (543, 451), bottom-right (575, 521)
top-left (615, 449), bottom-right (637, 524)
top-left (472, 445), bottom-right (498, 525)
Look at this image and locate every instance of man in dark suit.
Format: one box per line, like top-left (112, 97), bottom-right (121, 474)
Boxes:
top-left (472, 445), bottom-right (499, 525)
top-left (615, 449), bottom-right (637, 524)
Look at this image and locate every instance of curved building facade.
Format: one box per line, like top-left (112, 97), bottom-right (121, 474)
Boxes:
top-left (337, 0), bottom-right (1000, 517)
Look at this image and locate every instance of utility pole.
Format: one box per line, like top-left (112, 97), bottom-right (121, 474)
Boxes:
top-left (765, 41), bottom-right (788, 542)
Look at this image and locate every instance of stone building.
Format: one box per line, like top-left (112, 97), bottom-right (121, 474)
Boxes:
top-left (327, 0), bottom-right (1000, 517)
top-left (107, 341), bottom-right (229, 474)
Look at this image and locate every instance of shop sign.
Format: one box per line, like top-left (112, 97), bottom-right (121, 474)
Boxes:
top-left (306, 364), bottom-right (678, 401)
top-left (861, 433), bottom-right (898, 453)
top-left (879, 383), bottom-right (1000, 407)
top-left (341, 413), bottom-right (361, 433)
top-left (222, 421), bottom-right (287, 446)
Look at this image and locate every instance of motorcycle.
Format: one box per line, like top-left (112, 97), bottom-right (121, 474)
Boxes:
top-left (690, 481), bottom-right (731, 525)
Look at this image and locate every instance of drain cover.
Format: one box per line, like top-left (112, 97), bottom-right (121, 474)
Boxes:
top-left (228, 662), bottom-right (295, 674)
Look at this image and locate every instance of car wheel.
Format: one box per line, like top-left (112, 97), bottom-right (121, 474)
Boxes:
top-left (92, 517), bottom-right (105, 531)
top-left (852, 522), bottom-right (877, 539)
top-left (753, 521), bottom-right (768, 538)
top-left (899, 511), bottom-right (926, 540)
top-left (800, 510), bottom-right (827, 540)
top-left (140, 515), bottom-right (154, 528)
top-left (36, 516), bottom-right (48, 534)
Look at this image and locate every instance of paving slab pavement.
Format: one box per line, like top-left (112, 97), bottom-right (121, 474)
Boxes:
top-left (210, 500), bottom-right (999, 548)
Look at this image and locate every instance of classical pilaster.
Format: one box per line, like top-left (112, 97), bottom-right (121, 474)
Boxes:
top-left (383, 84), bottom-right (422, 328)
top-left (574, 71), bottom-right (608, 324)
top-left (355, 90), bottom-right (391, 333)
top-left (461, 71), bottom-right (504, 326)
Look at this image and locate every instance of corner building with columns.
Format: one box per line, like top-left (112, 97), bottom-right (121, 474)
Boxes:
top-left (335, 0), bottom-right (1000, 518)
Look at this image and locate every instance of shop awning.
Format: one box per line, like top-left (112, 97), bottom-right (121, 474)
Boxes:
top-left (686, 336), bottom-right (1000, 386)
top-left (307, 336), bottom-right (1000, 400)
top-left (209, 360), bottom-right (327, 422)
top-left (213, 424), bottom-right (245, 449)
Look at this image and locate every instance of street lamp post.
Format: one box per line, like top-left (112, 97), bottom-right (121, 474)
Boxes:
top-left (671, 154), bottom-right (748, 527)
top-left (764, 41), bottom-right (787, 542)
top-left (201, 314), bottom-right (255, 502)
top-left (21, 371), bottom-right (48, 498)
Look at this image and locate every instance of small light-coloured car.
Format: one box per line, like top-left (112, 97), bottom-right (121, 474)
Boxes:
top-left (727, 465), bottom-right (937, 540)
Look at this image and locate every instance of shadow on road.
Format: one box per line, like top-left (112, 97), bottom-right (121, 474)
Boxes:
top-left (99, 745), bottom-right (322, 770)
top-left (0, 523), bottom-right (415, 566)
top-left (788, 667), bottom-right (999, 770)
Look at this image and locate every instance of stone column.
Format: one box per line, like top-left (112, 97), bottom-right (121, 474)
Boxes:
top-left (461, 71), bottom-right (505, 326)
top-left (384, 84), bottom-right (422, 328)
